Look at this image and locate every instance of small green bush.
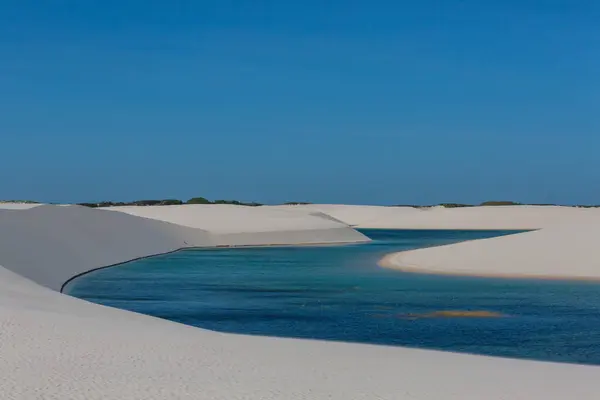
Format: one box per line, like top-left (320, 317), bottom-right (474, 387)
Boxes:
top-left (480, 201), bottom-right (521, 206)
top-left (160, 199), bottom-right (183, 205)
top-left (186, 197), bottom-right (211, 204)
top-left (439, 203), bottom-right (472, 208)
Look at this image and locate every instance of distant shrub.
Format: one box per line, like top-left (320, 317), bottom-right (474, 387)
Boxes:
top-left (90, 199), bottom-right (182, 207)
top-left (186, 197), bottom-right (211, 204)
top-left (480, 201), bottom-right (521, 206)
top-left (97, 201), bottom-right (126, 207)
top-left (77, 203), bottom-right (99, 208)
top-left (213, 199), bottom-right (262, 206)
top-left (0, 200), bottom-right (40, 204)
top-left (159, 199), bottom-right (183, 205)
top-left (132, 200), bottom-right (163, 206)
top-left (213, 199), bottom-right (241, 205)
top-left (438, 203), bottom-right (472, 208)
top-left (284, 202), bottom-right (312, 205)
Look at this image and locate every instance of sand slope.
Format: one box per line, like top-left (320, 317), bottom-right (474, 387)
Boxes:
top-left (381, 219), bottom-right (600, 279)
top-left (1, 204), bottom-right (599, 399)
top-left (0, 202), bottom-right (43, 210)
top-left (107, 204), bottom-right (369, 246)
top-left (272, 204), bottom-right (600, 229)
top-left (108, 204), bottom-right (350, 232)
top-left (276, 204), bottom-right (600, 279)
top-left (0, 205), bottom-right (214, 290)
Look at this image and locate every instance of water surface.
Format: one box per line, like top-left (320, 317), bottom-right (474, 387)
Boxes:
top-left (67, 229), bottom-right (600, 365)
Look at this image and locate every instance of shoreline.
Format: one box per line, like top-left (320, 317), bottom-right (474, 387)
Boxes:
top-left (61, 240), bottom-right (368, 293)
top-left (378, 252), bottom-right (600, 283)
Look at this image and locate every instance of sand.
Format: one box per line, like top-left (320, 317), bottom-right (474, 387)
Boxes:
top-left (107, 204), bottom-right (368, 247)
top-left (0, 202), bottom-right (43, 210)
top-left (0, 204), bottom-right (599, 399)
top-left (272, 203), bottom-right (599, 229)
top-left (278, 204), bottom-right (600, 279)
top-left (380, 221), bottom-right (600, 280)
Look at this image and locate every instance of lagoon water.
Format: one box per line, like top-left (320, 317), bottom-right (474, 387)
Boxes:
top-left (67, 229), bottom-right (600, 365)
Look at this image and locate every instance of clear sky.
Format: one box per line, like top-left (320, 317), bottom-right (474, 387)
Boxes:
top-left (1, 1), bottom-right (598, 205)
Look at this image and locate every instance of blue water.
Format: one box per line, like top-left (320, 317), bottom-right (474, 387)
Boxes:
top-left (67, 229), bottom-right (600, 365)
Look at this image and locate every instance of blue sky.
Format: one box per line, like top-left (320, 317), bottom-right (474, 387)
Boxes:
top-left (1, 1), bottom-right (598, 205)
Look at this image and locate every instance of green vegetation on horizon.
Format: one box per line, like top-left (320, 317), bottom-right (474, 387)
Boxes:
top-left (0, 200), bottom-right (40, 204)
top-left (3, 198), bottom-right (599, 208)
top-left (77, 197), bottom-right (316, 208)
top-left (480, 201), bottom-right (521, 206)
top-left (77, 197), bottom-right (265, 208)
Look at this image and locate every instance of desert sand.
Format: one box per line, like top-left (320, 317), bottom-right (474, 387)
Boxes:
top-left (107, 204), bottom-right (367, 247)
top-left (279, 204), bottom-right (600, 279)
top-left (379, 222), bottom-right (600, 280)
top-left (0, 202), bottom-right (42, 210)
top-left (273, 203), bottom-right (599, 229)
top-left (0, 203), bottom-right (599, 399)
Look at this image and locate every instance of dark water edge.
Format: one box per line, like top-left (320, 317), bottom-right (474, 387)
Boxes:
top-left (67, 229), bottom-right (600, 365)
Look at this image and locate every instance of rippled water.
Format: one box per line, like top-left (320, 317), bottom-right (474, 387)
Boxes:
top-left (67, 229), bottom-right (600, 365)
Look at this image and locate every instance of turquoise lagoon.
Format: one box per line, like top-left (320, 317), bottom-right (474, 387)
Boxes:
top-left (67, 229), bottom-right (600, 365)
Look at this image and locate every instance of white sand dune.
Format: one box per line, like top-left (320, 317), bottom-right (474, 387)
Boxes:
top-left (278, 204), bottom-right (600, 279)
top-left (381, 218), bottom-right (600, 279)
top-left (0, 204), bottom-right (599, 399)
top-left (107, 204), bottom-right (369, 246)
top-left (107, 204), bottom-right (346, 232)
top-left (0, 205), bottom-right (215, 290)
top-left (273, 204), bottom-right (599, 229)
top-left (0, 202), bottom-right (43, 210)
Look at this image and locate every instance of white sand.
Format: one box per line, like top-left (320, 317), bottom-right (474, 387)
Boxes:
top-left (0, 204), bottom-right (599, 399)
top-left (380, 218), bottom-right (600, 280)
top-left (107, 204), bottom-right (348, 233)
top-left (273, 204), bottom-right (599, 229)
top-left (107, 204), bottom-right (369, 247)
top-left (278, 204), bottom-right (600, 279)
top-left (0, 202), bottom-right (43, 210)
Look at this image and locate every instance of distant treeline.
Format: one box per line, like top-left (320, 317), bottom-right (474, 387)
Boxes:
top-left (3, 199), bottom-right (600, 208)
top-left (77, 197), bottom-right (267, 208)
top-left (76, 198), bottom-right (318, 208)
top-left (0, 200), bottom-right (40, 204)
